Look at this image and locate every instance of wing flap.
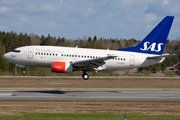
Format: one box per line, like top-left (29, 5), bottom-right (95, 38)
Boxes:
top-left (72, 56), bottom-right (117, 66)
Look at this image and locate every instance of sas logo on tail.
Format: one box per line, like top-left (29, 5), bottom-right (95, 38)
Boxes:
top-left (140, 42), bottom-right (164, 52)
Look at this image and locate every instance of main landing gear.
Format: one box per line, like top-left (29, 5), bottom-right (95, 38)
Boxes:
top-left (82, 71), bottom-right (89, 80)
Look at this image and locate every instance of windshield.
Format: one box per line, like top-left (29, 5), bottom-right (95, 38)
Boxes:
top-left (11, 50), bottom-right (21, 53)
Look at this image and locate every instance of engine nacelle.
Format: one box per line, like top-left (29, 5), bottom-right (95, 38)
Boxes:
top-left (52, 62), bottom-right (73, 73)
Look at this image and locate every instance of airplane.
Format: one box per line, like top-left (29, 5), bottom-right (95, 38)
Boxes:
top-left (3, 16), bottom-right (174, 80)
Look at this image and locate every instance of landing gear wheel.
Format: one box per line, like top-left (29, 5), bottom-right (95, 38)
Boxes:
top-left (22, 68), bottom-right (26, 75)
top-left (82, 72), bottom-right (89, 80)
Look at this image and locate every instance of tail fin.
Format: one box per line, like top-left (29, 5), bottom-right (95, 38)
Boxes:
top-left (118, 16), bottom-right (174, 55)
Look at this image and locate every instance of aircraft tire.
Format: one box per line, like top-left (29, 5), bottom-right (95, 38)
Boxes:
top-left (22, 68), bottom-right (26, 75)
top-left (82, 72), bottom-right (89, 80)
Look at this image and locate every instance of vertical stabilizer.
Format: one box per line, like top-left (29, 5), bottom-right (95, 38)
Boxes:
top-left (118, 16), bottom-right (174, 55)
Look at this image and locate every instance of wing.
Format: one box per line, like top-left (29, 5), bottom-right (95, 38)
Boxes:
top-left (71, 56), bottom-right (117, 71)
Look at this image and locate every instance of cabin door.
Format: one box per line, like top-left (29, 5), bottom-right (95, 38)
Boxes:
top-left (28, 48), bottom-right (33, 59)
top-left (130, 55), bottom-right (135, 66)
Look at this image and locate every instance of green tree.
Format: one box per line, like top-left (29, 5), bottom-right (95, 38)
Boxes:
top-left (88, 36), bottom-right (92, 43)
top-left (0, 40), bottom-right (7, 72)
top-left (93, 36), bottom-right (97, 42)
top-left (125, 38), bottom-right (136, 47)
top-left (40, 35), bottom-right (48, 45)
top-left (161, 62), bottom-right (167, 72)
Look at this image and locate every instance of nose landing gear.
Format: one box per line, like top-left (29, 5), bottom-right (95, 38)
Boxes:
top-left (82, 71), bottom-right (89, 80)
top-left (22, 68), bottom-right (26, 75)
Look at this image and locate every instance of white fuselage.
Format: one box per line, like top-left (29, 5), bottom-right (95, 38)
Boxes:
top-left (3, 45), bottom-right (164, 71)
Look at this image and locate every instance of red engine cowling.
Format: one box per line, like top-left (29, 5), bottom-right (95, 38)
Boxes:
top-left (52, 62), bottom-right (73, 73)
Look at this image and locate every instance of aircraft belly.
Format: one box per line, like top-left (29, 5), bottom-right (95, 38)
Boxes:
top-left (34, 60), bottom-right (52, 67)
top-left (105, 61), bottom-right (130, 71)
top-left (17, 58), bottom-right (51, 67)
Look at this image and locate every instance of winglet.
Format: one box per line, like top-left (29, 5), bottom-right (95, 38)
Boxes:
top-left (118, 16), bottom-right (174, 55)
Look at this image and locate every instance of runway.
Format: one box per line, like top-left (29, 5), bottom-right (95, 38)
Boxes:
top-left (0, 89), bottom-right (180, 101)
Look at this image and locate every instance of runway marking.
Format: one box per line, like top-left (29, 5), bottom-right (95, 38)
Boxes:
top-left (0, 93), bottom-right (12, 96)
top-left (0, 90), bottom-right (17, 92)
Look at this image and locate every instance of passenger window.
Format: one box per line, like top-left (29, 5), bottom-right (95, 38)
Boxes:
top-left (44, 53), bottom-right (46, 55)
top-left (61, 54), bottom-right (63, 56)
top-left (82, 55), bottom-right (83, 58)
top-left (47, 53), bottom-right (48, 55)
top-left (36, 52), bottom-right (37, 55)
top-left (121, 58), bottom-right (122, 60)
top-left (56, 54), bottom-right (57, 56)
top-left (41, 53), bottom-right (43, 55)
top-left (90, 56), bottom-right (92, 58)
top-left (50, 53), bottom-right (51, 56)
top-left (78, 55), bottom-right (80, 57)
top-left (75, 55), bottom-right (77, 57)
top-left (70, 55), bottom-right (71, 57)
top-left (93, 56), bottom-right (95, 58)
top-left (124, 58), bottom-right (125, 61)
top-left (84, 56), bottom-right (86, 58)
top-left (64, 54), bottom-right (66, 57)
top-left (72, 55), bottom-right (74, 57)
top-left (87, 56), bottom-right (89, 58)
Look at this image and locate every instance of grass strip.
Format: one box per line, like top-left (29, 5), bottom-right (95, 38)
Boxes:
top-left (0, 113), bottom-right (180, 120)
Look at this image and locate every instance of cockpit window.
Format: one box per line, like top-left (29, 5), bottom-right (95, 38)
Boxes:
top-left (12, 50), bottom-right (20, 53)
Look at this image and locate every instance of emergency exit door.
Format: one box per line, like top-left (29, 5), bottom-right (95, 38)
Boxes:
top-left (130, 55), bottom-right (135, 66)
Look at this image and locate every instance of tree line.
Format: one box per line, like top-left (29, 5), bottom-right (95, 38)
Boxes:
top-left (0, 31), bottom-right (180, 76)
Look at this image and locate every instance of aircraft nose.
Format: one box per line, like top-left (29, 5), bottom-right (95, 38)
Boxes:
top-left (3, 53), bottom-right (9, 60)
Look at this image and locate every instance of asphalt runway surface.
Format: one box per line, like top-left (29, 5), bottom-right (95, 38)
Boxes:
top-left (0, 89), bottom-right (180, 101)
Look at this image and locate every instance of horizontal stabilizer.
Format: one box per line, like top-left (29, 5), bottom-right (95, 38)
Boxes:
top-left (147, 53), bottom-right (176, 59)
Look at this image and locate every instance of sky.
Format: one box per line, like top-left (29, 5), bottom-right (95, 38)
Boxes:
top-left (0, 0), bottom-right (180, 40)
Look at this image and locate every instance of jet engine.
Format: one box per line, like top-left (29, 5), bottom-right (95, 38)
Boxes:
top-left (52, 62), bottom-right (73, 73)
